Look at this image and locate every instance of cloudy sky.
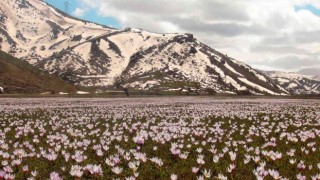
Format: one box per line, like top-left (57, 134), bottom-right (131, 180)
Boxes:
top-left (45, 0), bottom-right (320, 73)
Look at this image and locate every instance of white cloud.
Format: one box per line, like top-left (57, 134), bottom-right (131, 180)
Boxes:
top-left (80, 0), bottom-right (320, 72)
top-left (72, 7), bottom-right (87, 17)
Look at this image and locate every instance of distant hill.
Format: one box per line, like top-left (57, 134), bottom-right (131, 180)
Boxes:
top-left (0, 51), bottom-right (76, 94)
top-left (298, 68), bottom-right (320, 77)
top-left (263, 71), bottom-right (320, 95)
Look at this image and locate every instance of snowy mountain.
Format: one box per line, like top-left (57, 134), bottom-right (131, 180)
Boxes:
top-left (0, 0), bottom-right (288, 95)
top-left (264, 71), bottom-right (320, 95)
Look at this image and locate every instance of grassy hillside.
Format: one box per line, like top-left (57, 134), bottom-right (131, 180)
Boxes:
top-left (0, 51), bottom-right (77, 94)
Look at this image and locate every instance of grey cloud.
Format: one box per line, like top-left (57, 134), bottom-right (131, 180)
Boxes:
top-left (206, 23), bottom-right (268, 36)
top-left (260, 30), bottom-right (320, 45)
top-left (98, 0), bottom-right (193, 15)
top-left (200, 0), bottom-right (249, 21)
top-left (295, 30), bottom-right (320, 43)
top-left (265, 12), bottom-right (291, 29)
top-left (251, 45), bottom-right (309, 54)
top-left (260, 36), bottom-right (294, 45)
top-left (258, 56), bottom-right (320, 70)
top-left (168, 17), bottom-right (268, 37)
top-left (97, 0), bottom-right (249, 21)
top-left (84, 0), bottom-right (320, 72)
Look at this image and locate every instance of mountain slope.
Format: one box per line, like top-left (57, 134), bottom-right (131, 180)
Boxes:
top-left (264, 71), bottom-right (320, 95)
top-left (0, 0), bottom-right (287, 95)
top-left (0, 50), bottom-right (76, 93)
top-left (298, 68), bottom-right (320, 77)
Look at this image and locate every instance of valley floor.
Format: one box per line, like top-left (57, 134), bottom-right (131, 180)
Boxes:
top-left (0, 97), bottom-right (319, 179)
top-left (0, 94), bottom-right (320, 100)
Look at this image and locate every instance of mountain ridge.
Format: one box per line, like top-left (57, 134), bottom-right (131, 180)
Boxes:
top-left (264, 71), bottom-right (320, 95)
top-left (0, 0), bottom-right (315, 95)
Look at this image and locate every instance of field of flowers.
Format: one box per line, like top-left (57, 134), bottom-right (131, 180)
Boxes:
top-left (0, 97), bottom-right (319, 180)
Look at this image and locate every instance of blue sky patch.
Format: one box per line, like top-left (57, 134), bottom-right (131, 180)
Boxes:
top-left (45, 0), bottom-right (120, 28)
top-left (295, 4), bottom-right (320, 16)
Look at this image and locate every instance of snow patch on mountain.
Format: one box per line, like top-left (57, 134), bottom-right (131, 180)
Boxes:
top-left (264, 71), bottom-right (320, 95)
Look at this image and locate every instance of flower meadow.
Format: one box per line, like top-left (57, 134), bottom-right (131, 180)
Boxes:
top-left (0, 97), bottom-right (320, 180)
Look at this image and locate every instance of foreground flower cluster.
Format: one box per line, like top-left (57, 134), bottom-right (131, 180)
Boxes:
top-left (0, 97), bottom-right (319, 179)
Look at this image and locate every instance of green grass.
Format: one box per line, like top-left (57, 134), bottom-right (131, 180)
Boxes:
top-left (0, 50), bottom-right (77, 94)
